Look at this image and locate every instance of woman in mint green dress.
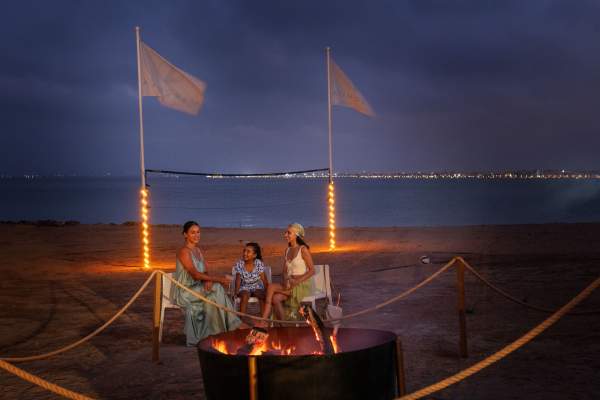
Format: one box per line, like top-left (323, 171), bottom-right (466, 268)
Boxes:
top-left (171, 221), bottom-right (241, 346)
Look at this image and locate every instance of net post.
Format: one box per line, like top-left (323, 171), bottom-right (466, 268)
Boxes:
top-left (456, 258), bottom-right (468, 358)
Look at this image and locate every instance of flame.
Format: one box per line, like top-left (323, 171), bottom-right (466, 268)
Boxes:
top-left (249, 341), bottom-right (268, 356)
top-left (212, 339), bottom-right (229, 354)
top-left (271, 340), bottom-right (295, 355)
top-left (206, 327), bottom-right (348, 357)
top-left (211, 338), bottom-right (300, 356)
top-left (312, 329), bottom-right (321, 342)
top-left (329, 335), bottom-right (340, 354)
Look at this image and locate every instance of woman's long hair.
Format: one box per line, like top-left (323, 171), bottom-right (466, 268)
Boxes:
top-left (245, 242), bottom-right (263, 261)
top-left (291, 235), bottom-right (310, 249)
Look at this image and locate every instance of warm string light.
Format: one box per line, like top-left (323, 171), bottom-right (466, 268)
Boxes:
top-left (328, 182), bottom-right (336, 250)
top-left (140, 188), bottom-right (151, 269)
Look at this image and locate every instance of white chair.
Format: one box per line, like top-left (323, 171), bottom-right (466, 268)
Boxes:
top-left (232, 265), bottom-right (272, 310)
top-left (159, 272), bottom-right (181, 343)
top-left (301, 264), bottom-right (333, 310)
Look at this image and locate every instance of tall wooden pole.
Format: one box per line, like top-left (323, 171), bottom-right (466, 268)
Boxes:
top-left (137, 26), bottom-right (160, 361)
top-left (135, 26), bottom-right (146, 189)
top-left (136, 28), bottom-right (151, 270)
top-left (326, 47), bottom-right (336, 250)
top-left (326, 47), bottom-right (333, 183)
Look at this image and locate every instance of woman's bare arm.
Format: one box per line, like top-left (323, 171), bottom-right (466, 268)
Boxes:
top-left (282, 257), bottom-right (289, 287)
top-left (260, 271), bottom-right (269, 290)
top-left (177, 248), bottom-right (229, 285)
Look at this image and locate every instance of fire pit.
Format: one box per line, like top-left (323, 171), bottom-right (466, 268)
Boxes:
top-left (197, 327), bottom-right (402, 400)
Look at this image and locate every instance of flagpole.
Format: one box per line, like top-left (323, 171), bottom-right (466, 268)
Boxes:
top-left (135, 26), bottom-right (146, 189)
top-left (326, 47), bottom-right (336, 250)
top-left (135, 26), bottom-right (157, 358)
top-left (326, 47), bottom-right (333, 183)
top-left (136, 27), bottom-right (152, 272)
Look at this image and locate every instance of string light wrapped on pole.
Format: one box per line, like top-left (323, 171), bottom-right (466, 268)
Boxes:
top-left (140, 187), bottom-right (151, 269)
top-left (135, 27), bottom-right (151, 270)
top-left (328, 181), bottom-right (336, 250)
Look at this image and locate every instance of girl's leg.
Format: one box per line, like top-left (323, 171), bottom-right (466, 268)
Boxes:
top-left (238, 291), bottom-right (250, 314)
top-left (254, 290), bottom-right (266, 315)
top-left (258, 299), bottom-right (265, 315)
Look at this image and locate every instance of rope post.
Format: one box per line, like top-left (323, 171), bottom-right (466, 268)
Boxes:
top-left (395, 336), bottom-right (407, 396)
top-left (248, 356), bottom-right (258, 400)
top-left (456, 258), bottom-right (468, 358)
top-left (152, 272), bottom-right (162, 362)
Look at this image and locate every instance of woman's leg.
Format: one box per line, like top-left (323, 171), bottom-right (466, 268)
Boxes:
top-left (261, 283), bottom-right (280, 320)
top-left (261, 283), bottom-right (290, 320)
top-left (272, 293), bottom-right (288, 320)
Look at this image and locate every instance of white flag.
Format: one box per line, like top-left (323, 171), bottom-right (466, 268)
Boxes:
top-left (330, 59), bottom-right (374, 117)
top-left (139, 42), bottom-right (206, 115)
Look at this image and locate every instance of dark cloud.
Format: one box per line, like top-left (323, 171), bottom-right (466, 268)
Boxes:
top-left (1, 0), bottom-right (600, 176)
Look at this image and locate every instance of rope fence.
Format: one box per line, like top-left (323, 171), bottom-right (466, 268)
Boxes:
top-left (1, 255), bottom-right (598, 400)
top-left (2, 256), bottom-right (595, 361)
top-left (397, 274), bottom-right (600, 400)
top-left (0, 360), bottom-right (94, 400)
top-left (157, 257), bottom-right (459, 325)
top-left (459, 257), bottom-right (599, 315)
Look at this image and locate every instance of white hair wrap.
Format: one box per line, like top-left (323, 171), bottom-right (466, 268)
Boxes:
top-left (289, 223), bottom-right (305, 238)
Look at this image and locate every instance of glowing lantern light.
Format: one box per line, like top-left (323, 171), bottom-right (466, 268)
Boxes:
top-left (140, 188), bottom-right (151, 269)
top-left (328, 182), bottom-right (336, 250)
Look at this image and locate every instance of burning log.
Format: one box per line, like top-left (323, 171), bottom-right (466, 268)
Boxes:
top-left (299, 304), bottom-right (334, 355)
top-left (236, 327), bottom-right (269, 355)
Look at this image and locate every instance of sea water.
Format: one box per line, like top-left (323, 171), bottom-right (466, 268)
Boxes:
top-left (1, 176), bottom-right (599, 227)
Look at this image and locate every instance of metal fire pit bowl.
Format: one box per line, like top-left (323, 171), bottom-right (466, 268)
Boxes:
top-left (197, 327), bottom-right (401, 400)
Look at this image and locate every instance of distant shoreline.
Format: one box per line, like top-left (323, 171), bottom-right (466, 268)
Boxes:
top-left (2, 170), bottom-right (600, 180)
top-left (2, 220), bottom-right (599, 229)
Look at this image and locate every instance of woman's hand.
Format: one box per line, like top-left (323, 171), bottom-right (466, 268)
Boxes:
top-left (221, 275), bottom-right (233, 286)
top-left (286, 278), bottom-right (296, 289)
top-left (203, 281), bottom-right (214, 292)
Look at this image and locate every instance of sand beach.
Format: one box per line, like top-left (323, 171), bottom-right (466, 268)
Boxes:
top-left (0, 222), bottom-right (599, 399)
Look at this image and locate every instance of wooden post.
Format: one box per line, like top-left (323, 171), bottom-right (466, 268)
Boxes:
top-left (248, 356), bottom-right (258, 400)
top-left (456, 258), bottom-right (468, 358)
top-left (395, 337), bottom-right (407, 396)
top-left (152, 272), bottom-right (162, 362)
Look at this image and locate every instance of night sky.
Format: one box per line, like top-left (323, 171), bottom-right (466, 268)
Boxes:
top-left (2, 0), bottom-right (600, 176)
